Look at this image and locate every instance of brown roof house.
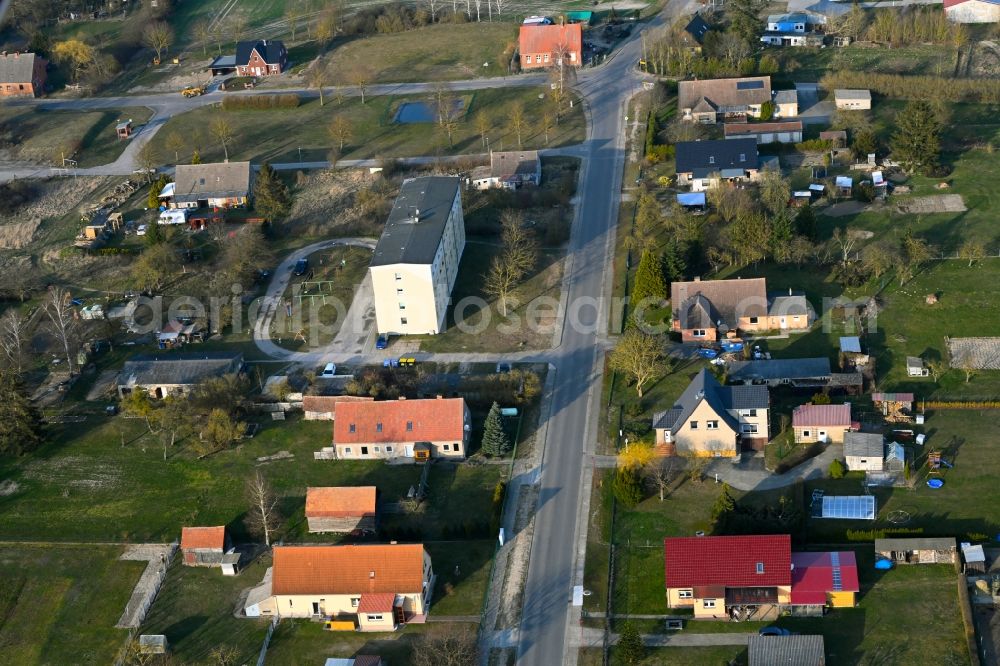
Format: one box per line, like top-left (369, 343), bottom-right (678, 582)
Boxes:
top-left (792, 403), bottom-right (853, 444)
top-left (470, 150), bottom-right (542, 190)
top-left (652, 368), bottom-right (770, 455)
top-left (170, 162), bottom-right (253, 210)
top-left (306, 486), bottom-right (378, 534)
top-left (670, 278), bottom-right (811, 342)
top-left (181, 526), bottom-right (239, 574)
top-left (519, 23), bottom-right (582, 70)
top-left (0, 51), bottom-right (46, 98)
top-left (243, 544), bottom-right (435, 631)
top-left (235, 40), bottom-right (287, 77)
top-left (678, 76), bottom-right (772, 124)
top-left (332, 397), bottom-right (471, 461)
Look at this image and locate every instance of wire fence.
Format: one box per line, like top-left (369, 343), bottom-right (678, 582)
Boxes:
top-left (256, 616), bottom-right (280, 666)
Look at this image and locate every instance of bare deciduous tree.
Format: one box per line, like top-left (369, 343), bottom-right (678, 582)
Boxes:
top-left (349, 66), bottom-right (373, 104)
top-left (245, 470), bottom-right (282, 546)
top-left (229, 14), bottom-right (248, 45)
top-left (164, 131), bottom-right (186, 164)
top-left (475, 110), bottom-right (490, 148)
top-left (43, 286), bottom-right (76, 373)
top-left (484, 210), bottom-right (539, 316)
top-left (192, 20), bottom-right (213, 56)
top-left (284, 1), bottom-right (305, 41)
top-left (328, 116), bottom-right (353, 151)
top-left (493, 0), bottom-right (508, 19)
top-left (0, 310), bottom-right (29, 373)
top-left (410, 625), bottom-right (480, 666)
top-left (136, 143), bottom-right (159, 182)
top-left (608, 329), bottom-right (666, 398)
top-left (831, 227), bottom-right (864, 266)
top-left (959, 239), bottom-right (986, 267)
top-left (424, 0), bottom-right (441, 22)
top-left (645, 455), bottom-right (679, 501)
top-left (508, 101), bottom-right (526, 148)
top-left (541, 109), bottom-right (554, 145)
top-left (306, 61), bottom-right (329, 106)
top-left (210, 116), bottom-right (234, 161)
top-left (142, 21), bottom-right (174, 63)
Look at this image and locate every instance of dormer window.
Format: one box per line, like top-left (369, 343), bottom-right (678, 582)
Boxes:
top-left (406, 421), bottom-right (413, 431)
top-left (739, 153), bottom-right (746, 162)
top-left (756, 562), bottom-right (765, 574)
top-left (376, 422), bottom-right (383, 433)
top-left (349, 424), bottom-right (356, 433)
top-left (708, 156), bottom-right (715, 165)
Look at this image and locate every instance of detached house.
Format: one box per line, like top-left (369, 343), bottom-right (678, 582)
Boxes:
top-left (171, 162), bottom-right (253, 210)
top-left (670, 278), bottom-right (811, 342)
top-left (675, 138), bottom-right (760, 191)
top-left (760, 12), bottom-right (825, 47)
top-left (0, 51), bottom-right (46, 98)
top-left (369, 177), bottom-right (465, 336)
top-left (652, 368), bottom-right (770, 455)
top-left (678, 77), bottom-right (772, 124)
top-left (470, 150), bottom-right (541, 190)
top-left (680, 14), bottom-right (711, 51)
top-left (792, 404), bottom-right (853, 444)
top-left (843, 432), bottom-right (885, 471)
top-left (332, 397), bottom-right (471, 461)
top-left (117, 352), bottom-right (243, 399)
top-left (664, 535), bottom-right (858, 621)
top-left (305, 486), bottom-right (378, 534)
top-left (518, 23), bottom-right (582, 70)
top-left (244, 544), bottom-right (434, 630)
top-left (235, 40), bottom-right (287, 77)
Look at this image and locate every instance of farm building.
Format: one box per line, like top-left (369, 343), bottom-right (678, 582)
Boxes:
top-left (723, 121), bottom-right (803, 144)
top-left (518, 23), bottom-right (582, 70)
top-left (834, 89), bottom-right (871, 110)
top-left (235, 39), bottom-right (287, 76)
top-left (305, 486), bottom-right (378, 534)
top-left (748, 635), bottom-right (825, 666)
top-left (469, 150), bottom-right (541, 190)
top-left (843, 432), bottom-right (885, 471)
top-left (180, 526), bottom-right (238, 573)
top-left (302, 395), bottom-right (374, 421)
top-left (331, 396), bottom-right (471, 460)
top-left (727, 358), bottom-right (831, 387)
top-left (117, 352), bottom-right (244, 399)
top-left (0, 51), bottom-right (46, 98)
top-left (792, 403), bottom-right (852, 444)
top-left (875, 538), bottom-right (957, 565)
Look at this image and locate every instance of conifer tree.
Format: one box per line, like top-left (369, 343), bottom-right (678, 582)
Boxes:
top-left (0, 371), bottom-right (43, 456)
top-left (481, 401), bottom-right (510, 457)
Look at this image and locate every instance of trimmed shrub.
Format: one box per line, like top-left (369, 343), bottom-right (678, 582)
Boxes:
top-left (221, 94), bottom-right (300, 111)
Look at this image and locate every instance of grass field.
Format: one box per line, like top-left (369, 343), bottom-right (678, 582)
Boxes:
top-left (146, 86), bottom-right (585, 164)
top-left (0, 106), bottom-right (154, 167)
top-left (323, 22), bottom-right (518, 82)
top-left (774, 43), bottom-right (958, 84)
top-left (0, 544), bottom-right (145, 665)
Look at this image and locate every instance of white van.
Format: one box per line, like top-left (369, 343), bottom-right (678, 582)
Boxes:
top-left (320, 363), bottom-right (336, 378)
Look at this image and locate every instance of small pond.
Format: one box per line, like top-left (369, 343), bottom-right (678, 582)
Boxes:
top-left (394, 99), bottom-right (466, 124)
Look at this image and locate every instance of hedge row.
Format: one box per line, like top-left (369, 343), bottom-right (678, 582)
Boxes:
top-left (221, 94), bottom-right (300, 111)
top-left (846, 526), bottom-right (924, 542)
top-left (924, 401), bottom-right (1000, 410)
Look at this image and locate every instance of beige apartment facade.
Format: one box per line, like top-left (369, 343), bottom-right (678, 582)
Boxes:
top-left (369, 177), bottom-right (465, 336)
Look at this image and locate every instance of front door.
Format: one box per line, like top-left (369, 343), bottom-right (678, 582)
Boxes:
top-left (311, 602), bottom-right (320, 616)
top-left (780, 317), bottom-right (787, 328)
top-left (404, 444), bottom-right (413, 457)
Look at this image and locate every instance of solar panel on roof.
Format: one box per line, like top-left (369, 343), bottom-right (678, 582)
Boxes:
top-left (736, 80), bottom-right (765, 90)
top-left (821, 495), bottom-right (876, 520)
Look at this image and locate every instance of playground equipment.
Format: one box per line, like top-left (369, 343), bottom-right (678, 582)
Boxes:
top-left (927, 451), bottom-right (953, 474)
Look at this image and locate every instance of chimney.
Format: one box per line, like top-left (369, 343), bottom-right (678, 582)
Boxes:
top-left (436, 395), bottom-right (443, 400)
top-left (789, 287), bottom-right (793, 296)
top-left (398, 396), bottom-right (406, 401)
top-left (390, 540), bottom-right (398, 545)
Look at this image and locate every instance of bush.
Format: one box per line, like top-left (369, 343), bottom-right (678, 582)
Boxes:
top-left (0, 181), bottom-right (36, 216)
top-left (612, 468), bottom-right (644, 507)
top-left (221, 94), bottom-right (300, 111)
top-left (794, 138), bottom-right (832, 152)
top-left (829, 458), bottom-right (845, 479)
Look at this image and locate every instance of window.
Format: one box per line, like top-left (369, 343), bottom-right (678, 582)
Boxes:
top-left (344, 447), bottom-right (352, 454)
top-left (524, 55), bottom-right (530, 63)
top-left (406, 421), bottom-right (413, 431)
top-left (689, 421), bottom-right (699, 430)
top-left (818, 430), bottom-right (827, 438)
top-left (860, 459), bottom-right (867, 464)
top-left (397, 288), bottom-right (404, 295)
top-left (361, 446), bottom-right (369, 455)
top-left (544, 54), bottom-right (550, 62)
top-left (399, 303), bottom-right (406, 310)
top-left (707, 420), bottom-right (719, 430)
top-left (703, 599), bottom-right (716, 608)
top-left (351, 597), bottom-right (360, 607)
top-left (749, 317), bottom-right (758, 325)
top-left (739, 153), bottom-right (746, 162)
top-left (708, 156), bottom-right (715, 165)
top-left (535, 54), bottom-right (542, 63)
top-left (802, 430), bottom-right (811, 438)
top-left (374, 446), bottom-right (381, 453)
top-left (376, 422), bottom-right (383, 433)
top-left (395, 273), bottom-right (402, 280)
top-left (400, 317), bottom-right (408, 325)
top-left (443, 444), bottom-right (450, 451)
top-left (756, 562), bottom-right (765, 574)
top-left (692, 329), bottom-right (707, 337)
top-left (678, 589), bottom-right (693, 599)
top-left (569, 52), bottom-right (576, 61)
top-left (349, 424), bottom-right (356, 433)
top-left (386, 446), bottom-right (393, 453)
top-left (742, 409), bottom-right (757, 417)
top-left (367, 614), bottom-right (383, 622)
top-left (742, 424), bottom-right (758, 434)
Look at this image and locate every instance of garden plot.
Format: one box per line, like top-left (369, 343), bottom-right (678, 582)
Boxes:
top-left (896, 194), bottom-right (967, 214)
top-left (947, 337), bottom-right (1000, 369)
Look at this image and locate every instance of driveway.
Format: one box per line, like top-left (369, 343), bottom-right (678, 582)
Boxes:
top-left (794, 82), bottom-right (834, 125)
top-left (705, 443), bottom-right (844, 492)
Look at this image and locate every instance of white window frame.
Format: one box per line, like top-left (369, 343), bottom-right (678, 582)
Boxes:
top-left (748, 316), bottom-right (758, 325)
top-left (703, 599), bottom-right (716, 608)
top-left (351, 597), bottom-right (360, 607)
top-left (692, 329), bottom-right (707, 337)
top-left (386, 446), bottom-right (393, 453)
top-left (802, 430), bottom-right (811, 438)
top-left (367, 614), bottom-right (383, 621)
top-left (756, 562), bottom-right (765, 574)
top-left (678, 589), bottom-right (693, 599)
top-left (343, 447), bottom-right (352, 454)
top-left (742, 424), bottom-right (758, 434)
top-left (707, 420), bottom-right (719, 430)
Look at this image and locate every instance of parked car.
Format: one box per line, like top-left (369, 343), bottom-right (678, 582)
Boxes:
top-left (320, 362), bottom-right (336, 378)
top-left (293, 258), bottom-right (309, 276)
top-left (136, 224), bottom-right (148, 236)
top-left (375, 335), bottom-right (389, 350)
top-left (759, 627), bottom-right (792, 637)
top-left (496, 361), bottom-right (512, 374)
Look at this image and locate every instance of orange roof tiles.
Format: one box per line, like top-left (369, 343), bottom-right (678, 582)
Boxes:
top-left (358, 592), bottom-right (396, 613)
top-left (306, 486), bottom-right (377, 518)
top-left (333, 397), bottom-right (467, 445)
top-left (271, 544), bottom-right (426, 595)
top-left (519, 24), bottom-right (582, 57)
top-left (180, 526), bottom-right (226, 551)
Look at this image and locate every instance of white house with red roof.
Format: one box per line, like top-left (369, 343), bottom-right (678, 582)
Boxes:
top-left (945, 0), bottom-right (1000, 23)
top-left (331, 397), bottom-right (470, 461)
top-left (664, 535), bottom-right (858, 620)
top-left (791, 403), bottom-right (855, 444)
top-left (518, 23), bottom-right (582, 70)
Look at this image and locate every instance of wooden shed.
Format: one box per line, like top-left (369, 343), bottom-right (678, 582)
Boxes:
top-left (305, 486), bottom-right (377, 534)
top-left (875, 537), bottom-right (957, 565)
top-left (116, 119), bottom-right (133, 139)
top-left (180, 526), bottom-right (230, 567)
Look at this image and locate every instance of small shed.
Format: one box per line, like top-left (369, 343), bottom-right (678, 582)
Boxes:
top-left (748, 634), bottom-right (825, 666)
top-left (835, 176), bottom-right (853, 197)
top-left (839, 336), bottom-right (869, 368)
top-left (566, 10), bottom-right (594, 24)
top-left (413, 442), bottom-right (432, 462)
top-left (906, 356), bottom-right (929, 377)
top-left (180, 526), bottom-right (230, 567)
top-left (844, 432), bottom-right (884, 472)
top-left (116, 119), bottom-right (134, 139)
top-left (872, 392), bottom-right (914, 420)
top-left (834, 89), bottom-right (872, 111)
top-left (875, 537), bottom-right (957, 565)
top-left (305, 486), bottom-right (378, 534)
top-left (138, 635), bottom-right (168, 654)
top-left (962, 543), bottom-right (987, 574)
top-left (820, 130), bottom-right (847, 149)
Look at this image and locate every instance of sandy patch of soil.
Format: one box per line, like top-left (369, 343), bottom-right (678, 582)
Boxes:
top-left (896, 194), bottom-right (966, 214)
top-left (287, 168), bottom-right (381, 234)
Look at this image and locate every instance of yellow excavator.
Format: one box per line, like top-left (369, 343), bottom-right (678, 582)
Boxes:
top-left (181, 85), bottom-right (206, 98)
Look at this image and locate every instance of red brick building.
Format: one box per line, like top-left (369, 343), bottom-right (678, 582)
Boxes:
top-left (235, 40), bottom-right (287, 77)
top-left (0, 52), bottom-right (46, 98)
top-left (518, 24), bottom-right (582, 70)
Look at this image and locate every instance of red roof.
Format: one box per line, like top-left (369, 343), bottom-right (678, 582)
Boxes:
top-left (792, 404), bottom-right (851, 428)
top-left (306, 486), bottom-right (377, 518)
top-left (357, 592), bottom-right (397, 613)
top-left (271, 544), bottom-right (426, 595)
top-left (790, 551), bottom-right (859, 605)
top-left (180, 526), bottom-right (226, 551)
top-left (664, 535), bottom-right (792, 589)
top-left (518, 24), bottom-right (582, 57)
top-left (333, 397), bottom-right (467, 445)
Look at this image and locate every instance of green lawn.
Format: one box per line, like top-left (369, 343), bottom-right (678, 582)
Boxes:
top-left (610, 646), bottom-right (747, 666)
top-left (774, 44), bottom-right (958, 84)
top-left (0, 106), bottom-right (153, 166)
top-left (0, 544), bottom-right (145, 665)
top-left (427, 539), bottom-right (496, 615)
top-left (323, 22), bottom-right (518, 82)
top-left (146, 87), bottom-right (585, 165)
top-left (264, 620), bottom-right (448, 664)
top-left (140, 553), bottom-right (269, 665)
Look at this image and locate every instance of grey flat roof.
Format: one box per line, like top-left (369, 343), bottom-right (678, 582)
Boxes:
top-left (728, 357), bottom-right (831, 382)
top-left (748, 634), bottom-right (825, 666)
top-left (370, 177), bottom-right (461, 267)
top-left (875, 537), bottom-right (956, 551)
top-left (118, 352), bottom-right (243, 388)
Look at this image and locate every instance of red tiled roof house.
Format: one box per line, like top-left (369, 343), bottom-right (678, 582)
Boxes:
top-left (665, 535), bottom-right (792, 620)
top-left (243, 544), bottom-right (434, 631)
top-left (180, 526), bottom-right (230, 567)
top-left (332, 397), bottom-right (470, 461)
top-left (519, 24), bottom-right (582, 70)
top-left (306, 486), bottom-right (378, 534)
top-left (792, 403), bottom-right (853, 444)
top-left (790, 551), bottom-right (858, 609)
